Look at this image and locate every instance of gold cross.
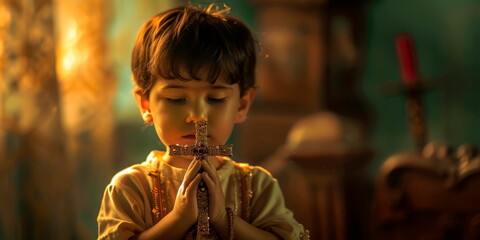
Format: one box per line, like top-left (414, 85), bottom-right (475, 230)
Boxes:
top-left (169, 121), bottom-right (233, 236)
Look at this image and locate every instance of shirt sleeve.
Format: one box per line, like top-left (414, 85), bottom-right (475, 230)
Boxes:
top-left (97, 171), bottom-right (149, 240)
top-left (249, 167), bottom-right (306, 240)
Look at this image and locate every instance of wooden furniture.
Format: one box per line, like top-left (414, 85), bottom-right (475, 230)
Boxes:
top-left (266, 112), bottom-right (372, 240)
top-left (375, 142), bottom-right (480, 240)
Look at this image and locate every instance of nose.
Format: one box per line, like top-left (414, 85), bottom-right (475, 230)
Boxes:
top-left (185, 101), bottom-right (208, 123)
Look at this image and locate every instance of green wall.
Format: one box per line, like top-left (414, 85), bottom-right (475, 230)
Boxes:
top-left (363, 0), bottom-right (480, 178)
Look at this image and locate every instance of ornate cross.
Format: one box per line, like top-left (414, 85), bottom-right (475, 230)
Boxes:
top-left (169, 121), bottom-right (233, 236)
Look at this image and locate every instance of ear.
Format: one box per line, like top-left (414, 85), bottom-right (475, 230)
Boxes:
top-left (234, 88), bottom-right (256, 123)
top-left (132, 85), bottom-right (152, 123)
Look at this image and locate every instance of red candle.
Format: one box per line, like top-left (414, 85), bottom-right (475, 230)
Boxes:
top-left (395, 34), bottom-right (419, 85)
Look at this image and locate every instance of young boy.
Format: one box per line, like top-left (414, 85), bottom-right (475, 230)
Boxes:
top-left (97, 5), bottom-right (307, 240)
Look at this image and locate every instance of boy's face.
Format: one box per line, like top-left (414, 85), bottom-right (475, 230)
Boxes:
top-left (138, 74), bottom-right (254, 148)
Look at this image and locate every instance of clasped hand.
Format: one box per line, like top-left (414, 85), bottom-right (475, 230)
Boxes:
top-left (171, 158), bottom-right (227, 228)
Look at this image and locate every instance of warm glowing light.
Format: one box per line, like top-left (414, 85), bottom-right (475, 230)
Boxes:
top-left (62, 51), bottom-right (77, 72)
top-left (0, 5), bottom-right (11, 28)
top-left (65, 22), bottom-right (78, 42)
top-left (57, 20), bottom-right (82, 77)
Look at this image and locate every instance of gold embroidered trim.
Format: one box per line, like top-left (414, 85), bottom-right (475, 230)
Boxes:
top-left (148, 170), bottom-right (170, 223)
top-left (148, 171), bottom-right (162, 223)
top-left (234, 166), bottom-right (242, 216)
top-left (237, 163), bottom-right (253, 223)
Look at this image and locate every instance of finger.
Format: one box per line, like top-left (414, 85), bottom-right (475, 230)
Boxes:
top-left (186, 156), bottom-right (197, 169)
top-left (201, 160), bottom-right (220, 184)
top-left (185, 156), bottom-right (202, 172)
top-left (186, 173), bottom-right (202, 198)
top-left (186, 158), bottom-right (201, 175)
top-left (201, 172), bottom-right (216, 190)
top-left (183, 159), bottom-right (202, 190)
top-left (183, 160), bottom-right (199, 188)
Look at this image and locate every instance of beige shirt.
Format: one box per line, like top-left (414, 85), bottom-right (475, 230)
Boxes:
top-left (97, 151), bottom-right (305, 239)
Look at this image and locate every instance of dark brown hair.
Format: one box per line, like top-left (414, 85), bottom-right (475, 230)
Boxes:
top-left (131, 5), bottom-right (257, 97)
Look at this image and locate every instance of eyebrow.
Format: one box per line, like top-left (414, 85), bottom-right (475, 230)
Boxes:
top-left (161, 84), bottom-right (233, 90)
top-left (161, 85), bottom-right (184, 89)
top-left (211, 86), bottom-right (233, 90)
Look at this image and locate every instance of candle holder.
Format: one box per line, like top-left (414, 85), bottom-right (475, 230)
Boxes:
top-left (376, 33), bottom-right (437, 151)
top-left (378, 78), bottom-right (437, 152)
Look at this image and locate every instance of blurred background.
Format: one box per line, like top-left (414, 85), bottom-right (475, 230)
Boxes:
top-left (1, 0), bottom-right (479, 239)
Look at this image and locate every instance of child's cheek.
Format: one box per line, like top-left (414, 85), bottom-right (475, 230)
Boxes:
top-left (160, 105), bottom-right (185, 123)
top-left (214, 103), bottom-right (237, 124)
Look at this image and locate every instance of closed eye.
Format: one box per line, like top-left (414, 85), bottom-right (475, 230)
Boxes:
top-left (166, 98), bottom-right (186, 104)
top-left (207, 97), bottom-right (227, 103)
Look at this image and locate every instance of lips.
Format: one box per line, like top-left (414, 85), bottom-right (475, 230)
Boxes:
top-left (181, 133), bottom-right (210, 139)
